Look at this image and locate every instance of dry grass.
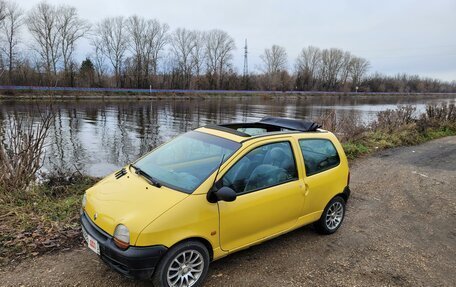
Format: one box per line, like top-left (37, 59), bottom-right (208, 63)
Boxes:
top-left (0, 176), bottom-right (97, 266)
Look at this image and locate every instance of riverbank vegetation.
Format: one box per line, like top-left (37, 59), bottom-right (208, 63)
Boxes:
top-left (0, 175), bottom-right (96, 265)
top-left (0, 1), bottom-right (455, 94)
top-left (0, 103), bottom-right (455, 265)
top-left (317, 103), bottom-right (456, 159)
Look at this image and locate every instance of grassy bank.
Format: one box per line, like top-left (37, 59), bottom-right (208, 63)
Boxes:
top-left (0, 103), bottom-right (455, 266)
top-left (342, 126), bottom-right (456, 159)
top-left (314, 103), bottom-right (456, 159)
top-left (0, 176), bottom-right (97, 266)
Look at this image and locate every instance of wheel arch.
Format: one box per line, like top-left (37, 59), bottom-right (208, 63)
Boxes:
top-left (336, 186), bottom-right (351, 202)
top-left (169, 237), bottom-right (214, 261)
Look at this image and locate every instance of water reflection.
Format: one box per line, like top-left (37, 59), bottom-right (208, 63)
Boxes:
top-left (1, 94), bottom-right (454, 176)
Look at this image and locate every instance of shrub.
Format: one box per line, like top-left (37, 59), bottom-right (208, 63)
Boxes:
top-left (315, 103), bottom-right (456, 159)
top-left (0, 111), bottom-right (54, 201)
top-left (417, 103), bottom-right (456, 130)
top-left (317, 110), bottom-right (367, 142)
top-left (317, 110), bottom-right (337, 132)
top-left (342, 142), bottom-right (371, 159)
top-left (424, 103), bottom-right (455, 122)
top-left (372, 105), bottom-right (416, 132)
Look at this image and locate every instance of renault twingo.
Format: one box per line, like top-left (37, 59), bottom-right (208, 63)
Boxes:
top-left (80, 117), bottom-right (350, 287)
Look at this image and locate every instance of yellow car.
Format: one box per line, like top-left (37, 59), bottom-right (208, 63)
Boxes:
top-left (80, 117), bottom-right (350, 287)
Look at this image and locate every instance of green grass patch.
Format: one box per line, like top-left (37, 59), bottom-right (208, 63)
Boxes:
top-left (422, 127), bottom-right (456, 141)
top-left (342, 142), bottom-right (371, 159)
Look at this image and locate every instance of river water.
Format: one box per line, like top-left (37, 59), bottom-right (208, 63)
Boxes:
top-left (1, 94), bottom-right (454, 177)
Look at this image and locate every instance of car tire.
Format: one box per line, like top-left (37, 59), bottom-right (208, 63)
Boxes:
top-left (152, 240), bottom-right (210, 287)
top-left (315, 196), bottom-right (346, 235)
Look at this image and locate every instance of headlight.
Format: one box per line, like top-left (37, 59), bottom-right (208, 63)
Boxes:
top-left (113, 224), bottom-right (130, 249)
top-left (81, 193), bottom-right (87, 209)
top-left (80, 193), bottom-right (87, 215)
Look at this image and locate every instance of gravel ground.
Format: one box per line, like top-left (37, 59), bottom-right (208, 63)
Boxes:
top-left (1, 136), bottom-right (455, 287)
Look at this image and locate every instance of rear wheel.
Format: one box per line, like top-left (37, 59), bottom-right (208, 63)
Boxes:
top-left (315, 196), bottom-right (346, 234)
top-left (152, 240), bottom-right (210, 287)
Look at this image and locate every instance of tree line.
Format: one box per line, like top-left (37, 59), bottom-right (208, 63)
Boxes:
top-left (0, 0), bottom-right (454, 93)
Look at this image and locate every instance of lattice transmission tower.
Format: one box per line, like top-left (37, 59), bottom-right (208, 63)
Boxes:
top-left (243, 39), bottom-right (248, 78)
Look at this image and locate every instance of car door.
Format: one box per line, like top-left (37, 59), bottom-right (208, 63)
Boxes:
top-left (217, 140), bottom-right (305, 252)
top-left (297, 138), bottom-right (344, 215)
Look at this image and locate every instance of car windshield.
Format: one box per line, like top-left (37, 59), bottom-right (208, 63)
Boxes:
top-left (134, 131), bottom-right (241, 194)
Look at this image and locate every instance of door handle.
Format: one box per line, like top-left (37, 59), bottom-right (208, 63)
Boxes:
top-left (302, 182), bottom-right (310, 196)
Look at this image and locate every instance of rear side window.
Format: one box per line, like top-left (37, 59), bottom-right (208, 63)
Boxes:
top-left (299, 139), bottom-right (340, 176)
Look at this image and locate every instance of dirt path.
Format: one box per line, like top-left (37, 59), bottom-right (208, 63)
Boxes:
top-left (1, 137), bottom-right (455, 287)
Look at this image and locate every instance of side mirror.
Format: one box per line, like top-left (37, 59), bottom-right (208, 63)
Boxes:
top-left (216, 186), bottom-right (237, 202)
top-left (207, 186), bottom-right (237, 203)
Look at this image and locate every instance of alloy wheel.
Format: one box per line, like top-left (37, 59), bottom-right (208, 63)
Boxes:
top-left (325, 201), bottom-right (344, 230)
top-left (166, 250), bottom-right (204, 287)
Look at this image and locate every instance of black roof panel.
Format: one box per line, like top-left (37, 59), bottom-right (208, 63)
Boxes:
top-left (258, 117), bottom-right (321, 132)
top-left (205, 117), bottom-right (321, 137)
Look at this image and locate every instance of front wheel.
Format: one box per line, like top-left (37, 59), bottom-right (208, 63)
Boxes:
top-left (152, 240), bottom-right (210, 287)
top-left (315, 196), bottom-right (346, 234)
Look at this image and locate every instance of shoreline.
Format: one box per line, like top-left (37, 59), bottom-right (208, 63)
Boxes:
top-left (1, 87), bottom-right (456, 100)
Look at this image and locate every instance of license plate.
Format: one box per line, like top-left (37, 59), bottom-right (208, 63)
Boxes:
top-left (82, 227), bottom-right (100, 255)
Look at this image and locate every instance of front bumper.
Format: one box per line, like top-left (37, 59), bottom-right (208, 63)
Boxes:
top-left (80, 212), bottom-right (167, 280)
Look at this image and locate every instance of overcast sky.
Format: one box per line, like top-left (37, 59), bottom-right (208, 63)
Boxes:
top-left (20, 0), bottom-right (456, 81)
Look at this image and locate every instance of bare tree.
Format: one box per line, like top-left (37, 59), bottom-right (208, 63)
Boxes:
top-left (58, 5), bottom-right (90, 85)
top-left (0, 2), bottom-right (438, 93)
top-left (205, 29), bottom-right (235, 89)
top-left (145, 19), bottom-right (169, 79)
top-left (27, 2), bottom-right (61, 82)
top-left (126, 17), bottom-right (169, 87)
top-left (295, 46), bottom-right (370, 91)
top-left (350, 57), bottom-right (370, 89)
top-left (0, 0), bottom-right (7, 23)
top-left (260, 45), bottom-right (288, 90)
top-left (260, 45), bottom-right (287, 74)
top-left (126, 15), bottom-right (147, 87)
top-left (90, 40), bottom-right (107, 86)
top-left (320, 48), bottom-right (344, 89)
top-left (170, 28), bottom-right (196, 88)
top-left (95, 16), bottom-right (128, 87)
top-left (190, 31), bottom-right (206, 88)
top-left (339, 51), bottom-right (353, 88)
top-left (295, 46), bottom-right (321, 90)
top-left (1, 0), bottom-right (24, 84)
top-left (191, 31), bottom-right (206, 74)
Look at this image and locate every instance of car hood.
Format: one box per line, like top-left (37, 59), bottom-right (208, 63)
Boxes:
top-left (84, 167), bottom-right (188, 245)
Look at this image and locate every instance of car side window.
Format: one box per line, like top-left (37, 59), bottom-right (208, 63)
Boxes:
top-left (220, 141), bottom-right (298, 194)
top-left (299, 139), bottom-right (340, 176)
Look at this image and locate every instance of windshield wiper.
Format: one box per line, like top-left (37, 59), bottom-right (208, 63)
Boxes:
top-left (130, 164), bottom-right (161, 188)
